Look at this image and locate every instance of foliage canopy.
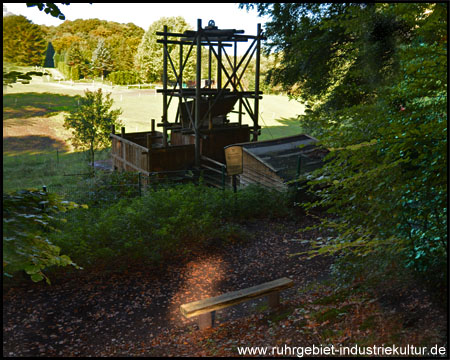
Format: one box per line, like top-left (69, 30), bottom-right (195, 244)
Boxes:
top-left (3, 15), bottom-right (47, 66)
top-left (243, 2), bottom-right (447, 288)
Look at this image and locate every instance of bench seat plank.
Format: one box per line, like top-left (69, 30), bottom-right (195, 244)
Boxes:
top-left (180, 277), bottom-right (293, 318)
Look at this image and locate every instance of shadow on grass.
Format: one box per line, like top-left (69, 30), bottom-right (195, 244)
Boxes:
top-left (3, 92), bottom-right (81, 122)
top-left (3, 135), bottom-right (70, 155)
top-left (259, 116), bottom-right (303, 141)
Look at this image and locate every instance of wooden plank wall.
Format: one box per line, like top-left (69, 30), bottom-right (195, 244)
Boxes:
top-left (112, 133), bottom-right (196, 175)
top-left (202, 127), bottom-right (250, 163)
top-left (239, 151), bottom-right (287, 191)
top-left (148, 145), bottom-right (195, 172)
top-left (171, 126), bottom-right (250, 163)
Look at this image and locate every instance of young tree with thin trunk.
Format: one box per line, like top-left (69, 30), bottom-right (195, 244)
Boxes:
top-left (64, 89), bottom-right (122, 167)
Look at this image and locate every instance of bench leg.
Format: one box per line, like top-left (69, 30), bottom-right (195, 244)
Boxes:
top-left (267, 292), bottom-right (280, 309)
top-left (198, 311), bottom-right (215, 330)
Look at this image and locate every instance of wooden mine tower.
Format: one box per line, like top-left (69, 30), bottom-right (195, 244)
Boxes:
top-left (111, 19), bottom-right (265, 185)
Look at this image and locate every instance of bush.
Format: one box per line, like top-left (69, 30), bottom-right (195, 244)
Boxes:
top-left (71, 65), bottom-right (80, 80)
top-left (50, 183), bottom-right (293, 270)
top-left (108, 70), bottom-right (141, 85)
top-left (57, 61), bottom-right (71, 80)
top-left (71, 170), bottom-right (141, 206)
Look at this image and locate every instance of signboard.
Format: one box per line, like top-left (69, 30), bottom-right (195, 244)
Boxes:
top-left (224, 145), bottom-right (243, 176)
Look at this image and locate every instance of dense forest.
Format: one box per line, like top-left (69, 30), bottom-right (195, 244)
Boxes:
top-left (3, 13), bottom-right (280, 91)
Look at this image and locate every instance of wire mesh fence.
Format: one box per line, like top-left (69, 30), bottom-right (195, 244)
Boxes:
top-left (44, 169), bottom-right (202, 204)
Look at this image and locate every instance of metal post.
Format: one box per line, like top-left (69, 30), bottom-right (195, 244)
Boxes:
top-left (138, 172), bottom-right (142, 197)
top-left (296, 155), bottom-right (302, 178)
top-left (195, 19), bottom-right (202, 167)
top-left (222, 165), bottom-right (226, 189)
top-left (121, 127), bottom-right (126, 171)
top-left (253, 23), bottom-right (261, 142)
top-left (162, 25), bottom-right (168, 147)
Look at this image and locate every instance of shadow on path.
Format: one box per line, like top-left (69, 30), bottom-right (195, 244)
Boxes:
top-left (3, 135), bottom-right (70, 155)
top-left (3, 92), bottom-right (81, 122)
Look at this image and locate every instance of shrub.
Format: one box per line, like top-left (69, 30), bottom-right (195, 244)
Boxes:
top-left (108, 70), bottom-right (141, 85)
top-left (71, 65), bottom-right (80, 80)
top-left (50, 183), bottom-right (293, 270)
top-left (57, 61), bottom-right (71, 80)
top-left (72, 170), bottom-right (141, 206)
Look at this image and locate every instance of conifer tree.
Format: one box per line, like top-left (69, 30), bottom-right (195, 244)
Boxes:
top-left (91, 38), bottom-right (114, 79)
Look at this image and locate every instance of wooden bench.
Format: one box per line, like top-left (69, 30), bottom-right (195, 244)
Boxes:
top-left (180, 277), bottom-right (294, 330)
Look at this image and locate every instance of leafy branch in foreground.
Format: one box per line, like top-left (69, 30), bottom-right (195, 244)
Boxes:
top-left (252, 3), bottom-right (448, 288)
top-left (3, 189), bottom-right (85, 284)
top-left (26, 3), bottom-right (71, 20)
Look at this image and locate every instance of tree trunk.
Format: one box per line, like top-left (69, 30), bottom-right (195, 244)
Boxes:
top-left (90, 143), bottom-right (95, 173)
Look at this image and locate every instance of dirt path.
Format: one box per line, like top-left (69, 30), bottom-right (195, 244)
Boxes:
top-left (3, 217), bottom-right (331, 357)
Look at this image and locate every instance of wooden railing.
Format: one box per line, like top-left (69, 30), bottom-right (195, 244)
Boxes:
top-left (200, 156), bottom-right (227, 189)
top-left (111, 133), bottom-right (150, 176)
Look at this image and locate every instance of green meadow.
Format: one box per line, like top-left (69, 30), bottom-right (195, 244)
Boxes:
top-left (3, 73), bottom-right (305, 194)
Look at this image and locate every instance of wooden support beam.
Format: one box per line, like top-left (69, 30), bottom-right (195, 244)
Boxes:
top-left (157, 39), bottom-right (232, 47)
top-left (147, 133), bottom-right (153, 149)
top-left (198, 312), bottom-right (215, 330)
top-left (194, 18), bottom-right (202, 168)
top-left (162, 25), bottom-right (168, 147)
top-left (253, 23), bottom-right (262, 142)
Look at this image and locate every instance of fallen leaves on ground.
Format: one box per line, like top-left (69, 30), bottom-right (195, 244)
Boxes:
top-left (3, 217), bottom-right (447, 357)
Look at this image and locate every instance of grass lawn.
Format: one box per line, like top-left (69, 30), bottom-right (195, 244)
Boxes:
top-left (3, 71), bottom-right (305, 193)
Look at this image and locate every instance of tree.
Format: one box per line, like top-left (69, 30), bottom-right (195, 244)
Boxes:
top-left (135, 16), bottom-right (194, 83)
top-left (43, 41), bottom-right (55, 67)
top-left (52, 34), bottom-right (82, 53)
top-left (64, 89), bottom-right (122, 166)
top-left (91, 38), bottom-right (114, 78)
top-left (244, 3), bottom-right (447, 288)
top-left (3, 15), bottom-right (47, 66)
top-left (64, 40), bottom-right (90, 78)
